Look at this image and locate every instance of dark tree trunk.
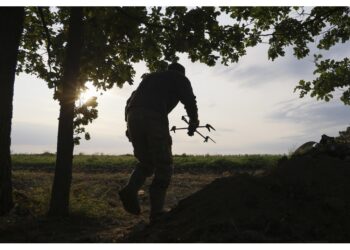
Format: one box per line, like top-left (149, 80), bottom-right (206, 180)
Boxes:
top-left (0, 7), bottom-right (24, 216)
top-left (48, 7), bottom-right (84, 217)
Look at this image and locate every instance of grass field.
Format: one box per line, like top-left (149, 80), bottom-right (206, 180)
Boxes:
top-left (1, 154), bottom-right (282, 242)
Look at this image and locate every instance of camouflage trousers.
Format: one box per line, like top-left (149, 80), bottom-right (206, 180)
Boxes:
top-left (125, 107), bottom-right (173, 216)
top-left (127, 107), bottom-right (173, 176)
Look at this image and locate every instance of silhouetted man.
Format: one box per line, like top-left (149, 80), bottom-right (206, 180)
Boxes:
top-left (119, 62), bottom-right (199, 222)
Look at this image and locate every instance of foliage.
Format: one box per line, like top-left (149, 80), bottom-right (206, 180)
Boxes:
top-left (336, 126), bottom-right (350, 144)
top-left (17, 7), bottom-right (350, 144)
top-left (73, 96), bottom-right (98, 144)
top-left (17, 7), bottom-right (149, 143)
top-left (219, 7), bottom-right (350, 105)
top-left (295, 56), bottom-right (350, 104)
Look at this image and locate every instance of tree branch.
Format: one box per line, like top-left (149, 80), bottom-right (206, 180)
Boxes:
top-left (36, 7), bottom-right (52, 72)
top-left (115, 7), bottom-right (176, 32)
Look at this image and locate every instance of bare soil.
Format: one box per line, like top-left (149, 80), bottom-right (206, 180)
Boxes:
top-left (127, 155), bottom-right (350, 243)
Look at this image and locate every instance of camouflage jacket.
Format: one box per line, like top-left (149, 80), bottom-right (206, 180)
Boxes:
top-left (125, 70), bottom-right (198, 123)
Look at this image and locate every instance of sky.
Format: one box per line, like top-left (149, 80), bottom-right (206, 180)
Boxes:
top-left (11, 10), bottom-right (350, 155)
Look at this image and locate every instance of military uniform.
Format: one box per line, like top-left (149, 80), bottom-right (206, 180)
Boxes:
top-left (120, 69), bottom-right (198, 220)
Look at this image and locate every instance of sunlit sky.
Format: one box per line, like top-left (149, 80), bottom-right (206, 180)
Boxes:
top-left (11, 7), bottom-right (350, 155)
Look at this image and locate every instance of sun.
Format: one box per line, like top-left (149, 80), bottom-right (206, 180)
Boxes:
top-left (78, 82), bottom-right (99, 104)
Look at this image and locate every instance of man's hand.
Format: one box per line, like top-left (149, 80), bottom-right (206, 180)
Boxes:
top-left (188, 119), bottom-right (199, 136)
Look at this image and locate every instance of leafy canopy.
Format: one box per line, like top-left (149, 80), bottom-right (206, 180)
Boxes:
top-left (17, 7), bottom-right (350, 142)
top-left (219, 7), bottom-right (350, 105)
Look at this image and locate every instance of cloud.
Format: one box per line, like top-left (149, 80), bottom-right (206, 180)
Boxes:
top-left (208, 103), bottom-right (216, 108)
top-left (265, 97), bottom-right (350, 151)
top-left (75, 134), bottom-right (132, 154)
top-left (11, 122), bottom-right (57, 146)
top-left (212, 41), bottom-right (350, 90)
top-left (267, 99), bottom-right (350, 127)
top-left (11, 121), bottom-right (133, 154)
top-left (214, 54), bottom-right (314, 89)
top-left (216, 127), bottom-right (235, 133)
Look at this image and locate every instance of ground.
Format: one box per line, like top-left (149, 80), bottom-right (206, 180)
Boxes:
top-left (1, 172), bottom-right (216, 242)
top-left (5, 153), bottom-right (348, 243)
top-left (0, 154), bottom-right (278, 243)
top-left (128, 155), bottom-right (350, 243)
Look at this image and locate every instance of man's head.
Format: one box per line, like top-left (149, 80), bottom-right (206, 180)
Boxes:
top-left (168, 62), bottom-right (185, 75)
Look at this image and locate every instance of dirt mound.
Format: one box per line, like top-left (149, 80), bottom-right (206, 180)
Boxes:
top-left (127, 155), bottom-right (350, 242)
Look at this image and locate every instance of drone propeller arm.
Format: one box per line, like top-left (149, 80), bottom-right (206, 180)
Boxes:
top-left (176, 116), bottom-right (216, 143)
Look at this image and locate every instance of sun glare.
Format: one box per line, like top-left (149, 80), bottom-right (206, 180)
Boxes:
top-left (79, 82), bottom-right (99, 104)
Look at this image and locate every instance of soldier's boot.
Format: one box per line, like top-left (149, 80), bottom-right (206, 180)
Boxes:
top-left (149, 164), bottom-right (173, 223)
top-left (149, 184), bottom-right (168, 223)
top-left (119, 166), bottom-right (147, 215)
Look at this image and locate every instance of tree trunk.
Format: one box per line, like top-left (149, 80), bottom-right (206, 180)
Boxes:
top-left (48, 7), bottom-right (84, 216)
top-left (0, 7), bottom-right (25, 216)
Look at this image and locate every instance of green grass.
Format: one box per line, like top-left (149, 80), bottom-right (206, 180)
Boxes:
top-left (12, 153), bottom-right (282, 173)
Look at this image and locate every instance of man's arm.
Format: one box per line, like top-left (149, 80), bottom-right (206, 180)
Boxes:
top-left (177, 77), bottom-right (199, 136)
